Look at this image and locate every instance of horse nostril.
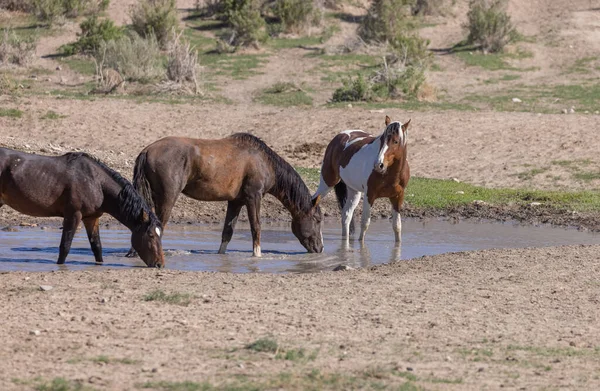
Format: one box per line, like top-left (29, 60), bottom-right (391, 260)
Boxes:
top-left (379, 163), bottom-right (384, 169)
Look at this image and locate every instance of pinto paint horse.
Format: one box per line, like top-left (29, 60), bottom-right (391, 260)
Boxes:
top-left (0, 148), bottom-right (165, 267)
top-left (128, 133), bottom-right (324, 257)
top-left (312, 116), bottom-right (410, 242)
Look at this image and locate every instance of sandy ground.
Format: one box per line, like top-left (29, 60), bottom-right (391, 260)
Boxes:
top-left (2, 245), bottom-right (600, 390)
top-left (1, 0), bottom-right (600, 389)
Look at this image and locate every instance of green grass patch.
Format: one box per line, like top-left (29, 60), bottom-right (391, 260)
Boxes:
top-left (255, 82), bottom-right (312, 107)
top-left (201, 53), bottom-right (269, 80)
top-left (41, 110), bottom-right (66, 120)
top-left (245, 337), bottom-right (278, 353)
top-left (484, 74), bottom-right (521, 84)
top-left (89, 355), bottom-right (139, 365)
top-left (60, 57), bottom-right (97, 76)
top-left (310, 53), bottom-right (380, 83)
top-left (566, 56), bottom-right (598, 74)
top-left (455, 48), bottom-right (535, 72)
top-left (143, 290), bottom-right (192, 306)
top-left (0, 108), bottom-right (23, 118)
top-left (296, 169), bottom-right (600, 213)
top-left (326, 100), bottom-right (476, 112)
top-left (276, 347), bottom-right (318, 362)
top-left (268, 36), bottom-right (323, 49)
top-left (138, 381), bottom-right (207, 391)
top-left (573, 171), bottom-right (600, 182)
top-left (513, 167), bottom-right (549, 181)
top-left (507, 345), bottom-right (600, 357)
top-left (35, 377), bottom-right (97, 391)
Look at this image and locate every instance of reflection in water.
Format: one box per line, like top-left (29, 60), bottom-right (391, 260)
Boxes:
top-left (2, 218), bottom-right (600, 273)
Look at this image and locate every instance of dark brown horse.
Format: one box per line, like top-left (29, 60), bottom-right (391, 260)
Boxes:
top-left (312, 116), bottom-right (410, 242)
top-left (128, 133), bottom-right (324, 257)
top-left (0, 148), bottom-right (164, 267)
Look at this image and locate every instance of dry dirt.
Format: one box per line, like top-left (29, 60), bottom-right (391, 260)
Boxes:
top-left (1, 0), bottom-right (600, 389)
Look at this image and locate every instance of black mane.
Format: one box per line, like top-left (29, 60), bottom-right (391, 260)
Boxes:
top-left (229, 133), bottom-right (314, 215)
top-left (66, 152), bottom-right (160, 228)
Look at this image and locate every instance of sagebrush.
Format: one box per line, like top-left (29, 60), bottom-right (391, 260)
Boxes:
top-left (129, 0), bottom-right (178, 48)
top-left (96, 33), bottom-right (164, 83)
top-left (61, 16), bottom-right (123, 55)
top-left (0, 0), bottom-right (33, 11)
top-left (31, 0), bottom-right (109, 24)
top-left (222, 0), bottom-right (266, 48)
top-left (465, 0), bottom-right (514, 53)
top-left (0, 28), bottom-right (37, 67)
top-left (272, 0), bottom-right (319, 34)
top-left (358, 0), bottom-right (417, 43)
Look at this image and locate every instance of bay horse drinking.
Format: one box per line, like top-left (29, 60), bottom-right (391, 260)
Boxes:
top-left (0, 148), bottom-right (164, 267)
top-left (129, 133), bottom-right (324, 257)
top-left (312, 116), bottom-right (410, 242)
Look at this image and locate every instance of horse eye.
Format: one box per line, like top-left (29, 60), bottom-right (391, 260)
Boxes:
top-left (394, 140), bottom-right (399, 144)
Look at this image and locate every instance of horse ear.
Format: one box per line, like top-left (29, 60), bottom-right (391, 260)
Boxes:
top-left (312, 195), bottom-right (321, 208)
top-left (141, 209), bottom-right (150, 223)
top-left (402, 119), bottom-right (411, 133)
top-left (385, 115), bottom-right (391, 126)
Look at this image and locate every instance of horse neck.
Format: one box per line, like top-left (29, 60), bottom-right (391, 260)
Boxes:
top-left (389, 150), bottom-right (408, 180)
top-left (101, 179), bottom-right (138, 231)
top-left (267, 169), bottom-right (310, 220)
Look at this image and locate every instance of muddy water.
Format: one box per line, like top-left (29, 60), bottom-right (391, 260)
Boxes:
top-left (2, 219), bottom-right (600, 273)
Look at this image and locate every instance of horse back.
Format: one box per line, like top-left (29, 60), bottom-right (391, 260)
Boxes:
top-left (321, 131), bottom-right (376, 186)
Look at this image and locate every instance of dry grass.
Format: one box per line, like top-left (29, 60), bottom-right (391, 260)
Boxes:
top-left (0, 28), bottom-right (37, 67)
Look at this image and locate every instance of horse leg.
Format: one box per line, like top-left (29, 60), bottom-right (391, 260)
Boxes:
top-left (57, 211), bottom-right (82, 264)
top-left (246, 196), bottom-right (262, 257)
top-left (358, 194), bottom-right (372, 242)
top-left (390, 195), bottom-right (404, 242)
top-left (83, 217), bottom-right (103, 263)
top-left (218, 200), bottom-right (244, 254)
top-left (341, 188), bottom-right (361, 240)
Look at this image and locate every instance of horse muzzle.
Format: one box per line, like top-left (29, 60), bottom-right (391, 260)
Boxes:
top-left (374, 162), bottom-right (387, 174)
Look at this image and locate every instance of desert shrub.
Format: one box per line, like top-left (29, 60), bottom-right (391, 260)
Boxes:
top-left (165, 30), bottom-right (201, 93)
top-left (358, 0), bottom-right (416, 43)
top-left (129, 0), bottom-right (178, 48)
top-left (465, 0), bottom-right (514, 53)
top-left (332, 74), bottom-right (371, 102)
top-left (0, 0), bottom-right (33, 11)
top-left (96, 33), bottom-right (164, 83)
top-left (0, 28), bottom-right (37, 67)
top-left (60, 16), bottom-right (123, 55)
top-left (195, 0), bottom-right (225, 17)
top-left (411, 0), bottom-right (444, 15)
top-left (371, 60), bottom-right (426, 99)
top-left (223, 0), bottom-right (266, 47)
top-left (388, 33), bottom-right (432, 67)
top-left (272, 0), bottom-right (319, 34)
top-left (31, 0), bottom-right (109, 24)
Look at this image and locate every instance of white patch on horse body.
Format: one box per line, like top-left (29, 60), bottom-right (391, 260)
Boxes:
top-left (344, 136), bottom-right (367, 149)
top-left (340, 129), bottom-right (362, 136)
top-left (339, 139), bottom-right (381, 192)
top-left (155, 227), bottom-right (161, 237)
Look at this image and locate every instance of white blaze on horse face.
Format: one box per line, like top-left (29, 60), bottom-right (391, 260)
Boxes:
top-left (375, 138), bottom-right (388, 171)
top-left (155, 227), bottom-right (161, 237)
top-left (339, 139), bottom-right (382, 192)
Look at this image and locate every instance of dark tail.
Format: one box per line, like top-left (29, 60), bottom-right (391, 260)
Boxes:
top-left (133, 151), bottom-right (155, 212)
top-left (334, 181), bottom-right (355, 235)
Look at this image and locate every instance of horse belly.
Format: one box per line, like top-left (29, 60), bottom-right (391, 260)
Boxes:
top-left (1, 188), bottom-right (64, 217)
top-left (183, 178), bottom-right (242, 201)
top-left (339, 147), bottom-right (377, 192)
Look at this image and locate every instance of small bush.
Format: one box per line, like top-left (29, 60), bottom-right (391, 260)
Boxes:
top-left (388, 33), bottom-right (432, 67)
top-left (165, 30), bottom-right (201, 93)
top-left (371, 61), bottom-right (426, 99)
top-left (60, 16), bottom-right (123, 55)
top-left (359, 0), bottom-right (417, 43)
top-left (129, 0), bottom-right (178, 48)
top-left (465, 0), bottom-right (514, 53)
top-left (411, 0), bottom-right (444, 15)
top-left (332, 74), bottom-right (371, 102)
top-left (272, 0), bottom-right (319, 34)
top-left (96, 33), bottom-right (164, 83)
top-left (0, 0), bottom-right (33, 11)
top-left (246, 337), bottom-right (278, 353)
top-left (31, 0), bottom-right (109, 24)
top-left (0, 28), bottom-right (37, 67)
top-left (224, 0), bottom-right (266, 47)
